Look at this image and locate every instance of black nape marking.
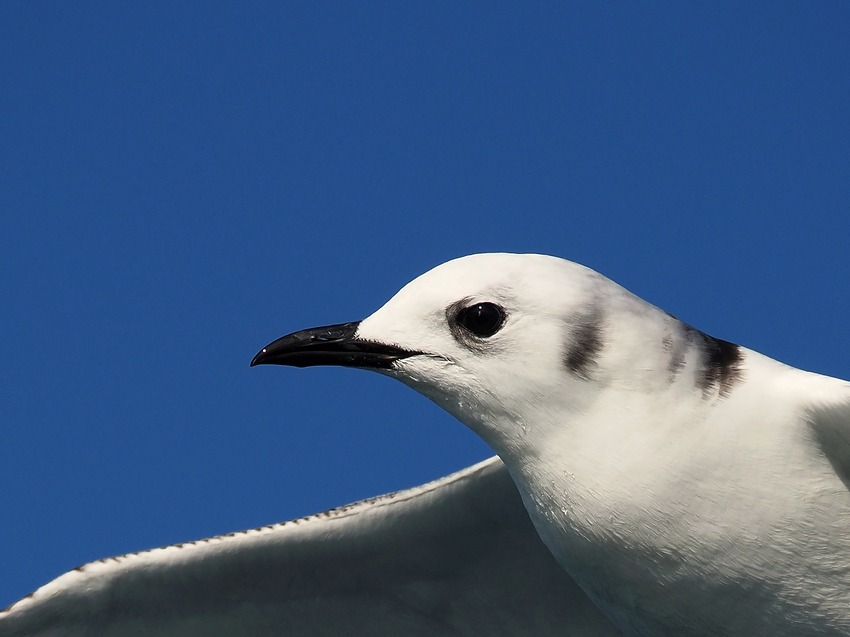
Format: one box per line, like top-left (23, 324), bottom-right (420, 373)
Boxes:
top-left (683, 323), bottom-right (743, 397)
top-left (565, 311), bottom-right (604, 380)
top-left (663, 331), bottom-right (688, 383)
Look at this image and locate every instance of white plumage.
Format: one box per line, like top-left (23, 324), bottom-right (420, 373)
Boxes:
top-left (4, 253), bottom-right (849, 636)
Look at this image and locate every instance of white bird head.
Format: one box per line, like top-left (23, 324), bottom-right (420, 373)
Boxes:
top-left (252, 253), bottom-right (737, 462)
top-left (252, 254), bottom-right (850, 637)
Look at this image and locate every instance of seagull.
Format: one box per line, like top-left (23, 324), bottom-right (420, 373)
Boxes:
top-left (0, 255), bottom-right (625, 636)
top-left (248, 253), bottom-right (850, 635)
top-left (3, 253), bottom-right (847, 636)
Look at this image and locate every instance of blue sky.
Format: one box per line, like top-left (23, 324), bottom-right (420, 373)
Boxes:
top-left (2, 3), bottom-right (849, 607)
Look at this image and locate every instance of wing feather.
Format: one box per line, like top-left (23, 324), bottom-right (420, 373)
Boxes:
top-left (0, 457), bottom-right (620, 636)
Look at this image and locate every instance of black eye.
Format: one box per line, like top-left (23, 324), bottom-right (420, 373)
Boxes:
top-left (456, 302), bottom-right (506, 338)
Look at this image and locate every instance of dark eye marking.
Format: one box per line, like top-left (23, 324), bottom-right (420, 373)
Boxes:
top-left (565, 310), bottom-right (604, 380)
top-left (455, 302), bottom-right (506, 338)
top-left (446, 299), bottom-right (508, 348)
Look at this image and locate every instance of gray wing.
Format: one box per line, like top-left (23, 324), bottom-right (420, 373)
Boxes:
top-left (0, 457), bottom-right (621, 637)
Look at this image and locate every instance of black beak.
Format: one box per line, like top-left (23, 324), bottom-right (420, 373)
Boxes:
top-left (251, 321), bottom-right (419, 369)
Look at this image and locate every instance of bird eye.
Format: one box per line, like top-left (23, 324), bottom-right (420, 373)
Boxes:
top-left (455, 302), bottom-right (506, 338)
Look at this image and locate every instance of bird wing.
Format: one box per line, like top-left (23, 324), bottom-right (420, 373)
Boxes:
top-left (0, 456), bottom-right (621, 636)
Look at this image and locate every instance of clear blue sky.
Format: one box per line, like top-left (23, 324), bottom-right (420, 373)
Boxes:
top-left (2, 3), bottom-right (849, 607)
